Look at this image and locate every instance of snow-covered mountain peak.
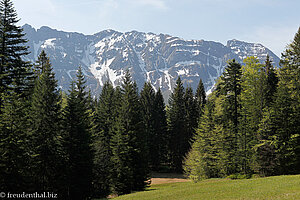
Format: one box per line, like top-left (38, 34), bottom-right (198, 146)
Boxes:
top-left (23, 25), bottom-right (280, 98)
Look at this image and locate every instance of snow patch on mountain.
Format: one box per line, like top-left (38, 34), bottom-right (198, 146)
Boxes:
top-left (41, 38), bottom-right (56, 49)
top-left (22, 25), bottom-right (280, 98)
top-left (90, 58), bottom-right (116, 86)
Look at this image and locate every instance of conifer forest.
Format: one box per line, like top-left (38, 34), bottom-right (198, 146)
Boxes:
top-left (0, 0), bottom-right (299, 199)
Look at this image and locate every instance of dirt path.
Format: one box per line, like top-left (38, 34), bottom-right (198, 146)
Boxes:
top-left (150, 173), bottom-right (190, 185)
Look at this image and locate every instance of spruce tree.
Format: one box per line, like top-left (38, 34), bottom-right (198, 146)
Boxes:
top-left (63, 66), bottom-right (93, 199)
top-left (153, 88), bottom-right (168, 169)
top-left (167, 77), bottom-right (186, 172)
top-left (140, 82), bottom-right (157, 170)
top-left (92, 81), bottom-right (116, 198)
top-left (0, 0), bottom-right (33, 105)
top-left (264, 55), bottom-right (278, 106)
top-left (195, 79), bottom-right (206, 119)
top-left (277, 27), bottom-right (300, 174)
top-left (29, 51), bottom-right (64, 193)
top-left (184, 86), bottom-right (198, 155)
top-left (219, 59), bottom-right (242, 174)
top-left (0, 1), bottom-right (34, 190)
top-left (0, 91), bottom-right (31, 192)
top-left (110, 71), bottom-right (149, 194)
top-left (251, 56), bottom-right (278, 175)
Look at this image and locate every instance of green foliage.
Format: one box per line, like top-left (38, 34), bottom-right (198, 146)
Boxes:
top-left (63, 66), bottom-right (93, 199)
top-left (279, 27), bottom-right (300, 174)
top-left (254, 107), bottom-right (278, 176)
top-left (195, 78), bottom-right (206, 119)
top-left (0, 92), bottom-right (32, 192)
top-left (29, 51), bottom-right (64, 193)
top-left (140, 82), bottom-right (156, 169)
top-left (184, 86), bottom-right (198, 151)
top-left (0, 0), bottom-right (34, 101)
top-left (140, 82), bottom-right (168, 171)
top-left (153, 88), bottom-right (168, 169)
top-left (167, 77), bottom-right (186, 172)
top-left (92, 81), bottom-right (117, 198)
top-left (110, 71), bottom-right (150, 195)
top-left (185, 56), bottom-right (281, 180)
top-left (219, 59), bottom-right (242, 174)
top-left (1, 1), bottom-right (299, 196)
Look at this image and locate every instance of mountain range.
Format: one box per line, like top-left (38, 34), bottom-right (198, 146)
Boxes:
top-left (22, 24), bottom-right (280, 98)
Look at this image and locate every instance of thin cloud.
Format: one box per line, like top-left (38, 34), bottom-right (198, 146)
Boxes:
top-left (14, 0), bottom-right (56, 14)
top-left (132, 0), bottom-right (168, 10)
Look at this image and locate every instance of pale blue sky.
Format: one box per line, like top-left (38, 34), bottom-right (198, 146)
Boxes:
top-left (14, 0), bottom-right (300, 57)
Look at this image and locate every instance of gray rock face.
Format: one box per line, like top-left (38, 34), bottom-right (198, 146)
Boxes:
top-left (22, 24), bottom-right (280, 97)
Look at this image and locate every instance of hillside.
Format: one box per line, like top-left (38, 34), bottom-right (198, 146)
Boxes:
top-left (112, 175), bottom-right (300, 200)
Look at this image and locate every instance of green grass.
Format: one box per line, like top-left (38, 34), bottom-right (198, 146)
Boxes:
top-left (114, 175), bottom-right (300, 200)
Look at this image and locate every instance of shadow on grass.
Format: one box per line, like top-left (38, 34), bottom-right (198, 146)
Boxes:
top-left (151, 172), bottom-right (187, 179)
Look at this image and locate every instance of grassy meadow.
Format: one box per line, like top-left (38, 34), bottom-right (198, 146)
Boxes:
top-left (112, 175), bottom-right (300, 200)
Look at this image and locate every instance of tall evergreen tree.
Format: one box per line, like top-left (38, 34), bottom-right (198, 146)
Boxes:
top-left (184, 93), bottom-right (226, 181)
top-left (29, 51), bottom-right (64, 193)
top-left (140, 82), bottom-right (157, 170)
top-left (153, 88), bottom-right (168, 169)
top-left (273, 27), bottom-right (300, 174)
top-left (110, 71), bottom-right (149, 194)
top-left (252, 56), bottom-right (278, 175)
top-left (184, 86), bottom-right (198, 154)
top-left (240, 57), bottom-right (266, 174)
top-left (167, 77), bottom-right (186, 172)
top-left (92, 81), bottom-right (117, 198)
top-left (195, 79), bottom-right (206, 119)
top-left (0, 0), bottom-right (33, 105)
top-left (0, 91), bottom-right (31, 192)
top-left (255, 107), bottom-right (279, 176)
top-left (63, 66), bottom-right (93, 200)
top-left (219, 59), bottom-right (242, 174)
top-left (264, 55), bottom-right (278, 106)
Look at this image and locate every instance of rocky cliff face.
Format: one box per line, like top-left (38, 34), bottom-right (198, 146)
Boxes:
top-left (22, 24), bottom-right (280, 97)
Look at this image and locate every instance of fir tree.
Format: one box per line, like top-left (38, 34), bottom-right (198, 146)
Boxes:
top-left (184, 86), bottom-right (198, 154)
top-left (0, 0), bottom-right (33, 105)
top-left (63, 66), bottom-right (93, 199)
top-left (29, 51), bottom-right (64, 193)
top-left (153, 88), bottom-right (168, 169)
top-left (110, 71), bottom-right (149, 194)
top-left (140, 82), bottom-right (157, 170)
top-left (0, 91), bottom-right (31, 192)
top-left (251, 56), bottom-right (278, 175)
top-left (277, 27), bottom-right (300, 174)
top-left (92, 81), bottom-right (116, 198)
top-left (195, 79), bottom-right (206, 119)
top-left (167, 77), bottom-right (186, 172)
top-left (219, 59), bottom-right (242, 174)
top-left (264, 55), bottom-right (278, 106)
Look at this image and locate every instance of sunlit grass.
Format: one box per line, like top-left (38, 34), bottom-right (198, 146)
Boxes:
top-left (113, 175), bottom-right (300, 200)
